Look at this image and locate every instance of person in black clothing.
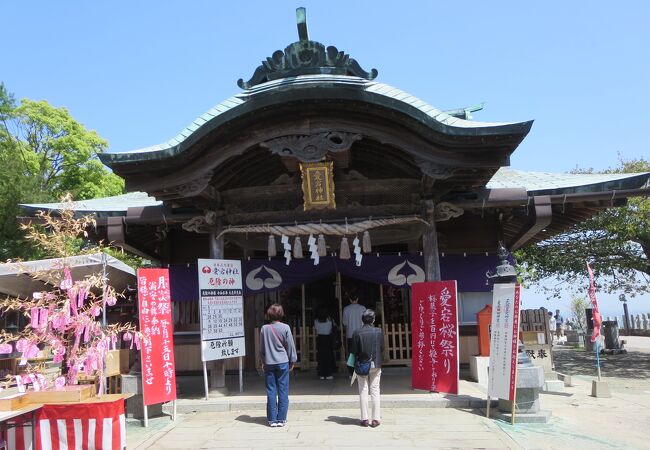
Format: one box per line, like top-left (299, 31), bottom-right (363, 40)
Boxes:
top-left (314, 308), bottom-right (336, 379)
top-left (351, 309), bottom-right (384, 428)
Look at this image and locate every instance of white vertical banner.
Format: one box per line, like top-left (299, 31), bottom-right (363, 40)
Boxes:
top-left (487, 283), bottom-right (521, 401)
top-left (197, 259), bottom-right (246, 361)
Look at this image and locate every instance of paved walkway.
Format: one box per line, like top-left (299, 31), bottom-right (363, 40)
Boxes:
top-left (128, 338), bottom-right (650, 449)
top-left (169, 368), bottom-right (491, 413)
top-left (130, 408), bottom-right (518, 449)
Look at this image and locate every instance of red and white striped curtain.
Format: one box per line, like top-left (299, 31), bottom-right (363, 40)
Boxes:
top-left (5, 414), bottom-right (33, 450)
top-left (33, 399), bottom-right (125, 450)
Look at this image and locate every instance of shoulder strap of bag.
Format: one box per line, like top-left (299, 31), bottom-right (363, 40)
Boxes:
top-left (268, 324), bottom-right (287, 352)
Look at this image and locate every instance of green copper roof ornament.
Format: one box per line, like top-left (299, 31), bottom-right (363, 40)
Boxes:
top-left (237, 7), bottom-right (378, 89)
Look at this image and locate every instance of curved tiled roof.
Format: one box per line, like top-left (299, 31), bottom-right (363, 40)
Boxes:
top-left (488, 167), bottom-right (650, 193)
top-left (19, 192), bottom-right (161, 215)
top-left (100, 74), bottom-right (531, 164)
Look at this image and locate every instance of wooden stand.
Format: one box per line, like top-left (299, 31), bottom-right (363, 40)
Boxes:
top-left (0, 393), bottom-right (28, 411)
top-left (26, 384), bottom-right (94, 404)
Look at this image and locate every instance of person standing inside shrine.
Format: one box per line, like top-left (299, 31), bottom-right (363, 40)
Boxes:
top-left (555, 309), bottom-right (565, 340)
top-left (314, 308), bottom-right (336, 380)
top-left (342, 291), bottom-right (366, 376)
top-left (260, 303), bottom-right (297, 427)
top-left (351, 309), bottom-right (384, 428)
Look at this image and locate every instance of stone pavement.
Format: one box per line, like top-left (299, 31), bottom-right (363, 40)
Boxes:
top-left (130, 407), bottom-right (518, 449)
top-left (167, 368), bottom-right (492, 413)
top-left (127, 338), bottom-right (650, 449)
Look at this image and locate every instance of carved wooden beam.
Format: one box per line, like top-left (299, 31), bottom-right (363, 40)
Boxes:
top-left (224, 204), bottom-right (419, 225)
top-left (260, 131), bottom-right (361, 163)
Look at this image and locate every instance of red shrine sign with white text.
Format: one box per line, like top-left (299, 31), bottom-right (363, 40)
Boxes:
top-left (411, 281), bottom-right (459, 394)
top-left (137, 268), bottom-right (177, 406)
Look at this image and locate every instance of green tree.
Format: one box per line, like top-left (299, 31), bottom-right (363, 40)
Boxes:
top-left (0, 83), bottom-right (43, 259)
top-left (516, 157), bottom-right (650, 297)
top-left (569, 296), bottom-right (589, 334)
top-left (0, 83), bottom-right (124, 260)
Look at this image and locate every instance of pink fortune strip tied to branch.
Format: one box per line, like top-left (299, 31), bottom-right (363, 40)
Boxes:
top-left (30, 307), bottom-right (39, 328)
top-left (77, 286), bottom-right (88, 308)
top-left (38, 307), bottom-right (49, 329)
top-left (54, 376), bottom-right (66, 390)
top-left (0, 343), bottom-right (13, 354)
top-left (60, 267), bottom-right (73, 290)
top-left (104, 285), bottom-right (117, 306)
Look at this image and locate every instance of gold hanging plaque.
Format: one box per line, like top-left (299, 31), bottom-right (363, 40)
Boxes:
top-left (299, 161), bottom-right (336, 211)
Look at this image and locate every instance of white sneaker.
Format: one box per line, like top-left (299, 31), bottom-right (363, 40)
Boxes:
top-left (325, 376), bottom-right (333, 380)
top-left (319, 376), bottom-right (325, 380)
top-left (276, 421), bottom-right (286, 427)
top-left (269, 421), bottom-right (278, 427)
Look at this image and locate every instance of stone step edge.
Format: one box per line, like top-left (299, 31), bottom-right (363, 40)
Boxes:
top-left (164, 398), bottom-right (497, 413)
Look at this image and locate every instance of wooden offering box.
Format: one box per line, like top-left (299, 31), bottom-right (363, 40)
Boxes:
top-left (26, 384), bottom-right (94, 404)
top-left (105, 349), bottom-right (130, 376)
top-left (0, 393), bottom-right (28, 411)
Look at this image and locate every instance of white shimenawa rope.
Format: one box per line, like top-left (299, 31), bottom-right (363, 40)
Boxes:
top-left (216, 217), bottom-right (427, 239)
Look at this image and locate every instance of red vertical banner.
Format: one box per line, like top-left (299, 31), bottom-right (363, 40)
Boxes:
top-left (411, 280), bottom-right (459, 394)
top-left (137, 268), bottom-right (177, 406)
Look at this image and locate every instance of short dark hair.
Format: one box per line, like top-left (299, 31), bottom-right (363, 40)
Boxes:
top-left (267, 303), bottom-right (284, 321)
top-left (362, 309), bottom-right (375, 325)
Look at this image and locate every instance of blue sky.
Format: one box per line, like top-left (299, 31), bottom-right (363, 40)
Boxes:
top-left (3, 1), bottom-right (649, 316)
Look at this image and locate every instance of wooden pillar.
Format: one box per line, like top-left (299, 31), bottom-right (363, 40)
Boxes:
top-left (422, 200), bottom-right (441, 281)
top-left (336, 272), bottom-right (346, 371)
top-left (301, 284), bottom-right (307, 370)
top-left (379, 284), bottom-right (389, 361)
top-left (209, 229), bottom-right (226, 389)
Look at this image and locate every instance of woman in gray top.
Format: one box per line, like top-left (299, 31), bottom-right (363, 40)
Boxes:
top-left (351, 309), bottom-right (384, 428)
top-left (259, 303), bottom-right (297, 427)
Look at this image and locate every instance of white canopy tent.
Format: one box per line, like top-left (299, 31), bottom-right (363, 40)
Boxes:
top-left (0, 253), bottom-right (136, 299)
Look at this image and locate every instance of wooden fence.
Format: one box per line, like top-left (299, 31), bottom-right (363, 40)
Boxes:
top-left (254, 323), bottom-right (413, 370)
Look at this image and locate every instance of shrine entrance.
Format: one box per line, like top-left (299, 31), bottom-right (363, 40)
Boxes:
top-left (249, 272), bottom-right (414, 373)
top-left (167, 252), bottom-right (492, 377)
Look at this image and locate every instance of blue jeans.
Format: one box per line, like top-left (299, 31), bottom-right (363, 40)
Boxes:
top-left (264, 362), bottom-right (290, 423)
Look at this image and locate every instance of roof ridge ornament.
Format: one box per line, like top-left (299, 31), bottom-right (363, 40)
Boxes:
top-left (237, 7), bottom-right (378, 90)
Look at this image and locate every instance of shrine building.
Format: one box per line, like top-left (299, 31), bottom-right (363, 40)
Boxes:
top-left (19, 9), bottom-right (650, 388)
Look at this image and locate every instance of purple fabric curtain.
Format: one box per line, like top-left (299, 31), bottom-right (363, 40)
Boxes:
top-left (440, 254), bottom-right (498, 292)
top-left (169, 254), bottom-right (498, 301)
